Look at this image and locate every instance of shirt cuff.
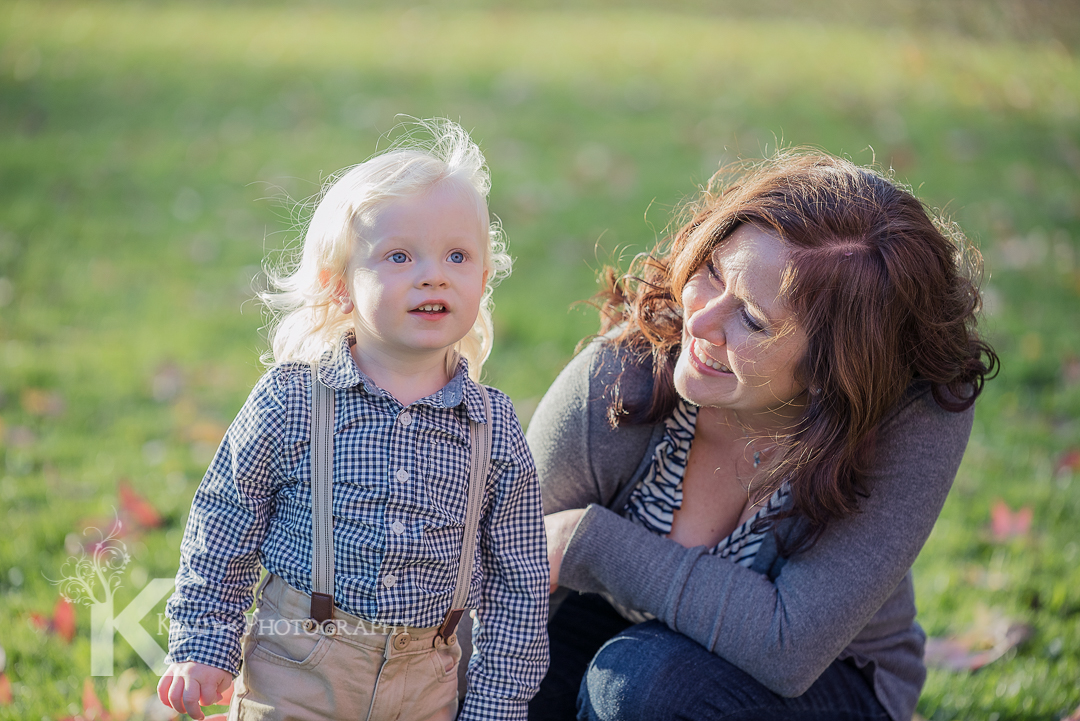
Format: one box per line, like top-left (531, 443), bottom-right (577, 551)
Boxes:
top-left (167, 620), bottom-right (246, 676)
top-left (458, 693), bottom-right (527, 721)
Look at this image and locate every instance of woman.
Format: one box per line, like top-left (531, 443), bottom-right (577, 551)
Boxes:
top-left (527, 151), bottom-right (997, 721)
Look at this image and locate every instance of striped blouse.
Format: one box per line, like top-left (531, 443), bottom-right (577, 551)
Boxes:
top-left (610, 399), bottom-right (789, 623)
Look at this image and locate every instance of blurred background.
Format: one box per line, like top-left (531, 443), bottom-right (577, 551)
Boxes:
top-left (1, 1), bottom-right (1078, 718)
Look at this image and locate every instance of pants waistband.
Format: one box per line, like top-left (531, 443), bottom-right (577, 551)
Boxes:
top-left (258, 574), bottom-right (445, 652)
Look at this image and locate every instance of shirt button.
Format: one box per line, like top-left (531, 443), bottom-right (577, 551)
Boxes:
top-left (391, 521), bottom-right (406, 535)
top-left (395, 469), bottom-right (410, 483)
top-left (398, 411), bottom-right (413, 427)
top-left (383, 574), bottom-right (397, 588)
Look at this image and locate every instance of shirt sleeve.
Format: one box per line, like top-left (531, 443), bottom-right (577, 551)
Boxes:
top-left (558, 387), bottom-right (974, 697)
top-left (164, 368), bottom-right (290, 675)
top-left (459, 390), bottom-right (550, 721)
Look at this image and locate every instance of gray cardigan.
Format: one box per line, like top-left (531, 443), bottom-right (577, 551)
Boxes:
top-left (526, 339), bottom-right (973, 721)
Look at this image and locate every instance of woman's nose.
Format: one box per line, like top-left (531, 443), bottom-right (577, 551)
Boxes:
top-left (685, 296), bottom-right (728, 346)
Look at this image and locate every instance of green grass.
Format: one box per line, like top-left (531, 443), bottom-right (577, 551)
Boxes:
top-left (1, 1), bottom-right (1078, 718)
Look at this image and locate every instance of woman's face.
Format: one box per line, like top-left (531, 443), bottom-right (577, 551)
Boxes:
top-left (673, 224), bottom-right (809, 427)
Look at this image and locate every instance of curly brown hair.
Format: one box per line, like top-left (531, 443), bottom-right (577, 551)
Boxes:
top-left (594, 150), bottom-right (998, 553)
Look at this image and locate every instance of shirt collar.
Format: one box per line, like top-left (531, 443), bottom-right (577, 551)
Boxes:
top-left (316, 333), bottom-right (487, 423)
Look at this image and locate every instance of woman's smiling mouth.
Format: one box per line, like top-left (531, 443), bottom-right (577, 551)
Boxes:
top-left (692, 340), bottom-right (732, 373)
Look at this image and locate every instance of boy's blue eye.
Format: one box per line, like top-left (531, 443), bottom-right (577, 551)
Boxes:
top-left (448, 251), bottom-right (465, 264)
top-left (390, 252), bottom-right (408, 263)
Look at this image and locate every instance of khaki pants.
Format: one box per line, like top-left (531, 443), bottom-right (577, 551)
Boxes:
top-left (229, 576), bottom-right (460, 721)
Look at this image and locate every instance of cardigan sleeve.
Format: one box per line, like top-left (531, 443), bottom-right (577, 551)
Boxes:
top-left (526, 338), bottom-right (656, 514)
top-left (554, 375), bottom-right (973, 697)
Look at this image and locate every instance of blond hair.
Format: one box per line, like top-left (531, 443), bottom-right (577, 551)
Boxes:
top-left (261, 119), bottom-right (511, 380)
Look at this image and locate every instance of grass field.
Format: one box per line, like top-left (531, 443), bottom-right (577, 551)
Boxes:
top-left (1, 1), bottom-right (1079, 718)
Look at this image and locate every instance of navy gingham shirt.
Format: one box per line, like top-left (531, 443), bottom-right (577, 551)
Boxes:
top-left (165, 335), bottom-right (549, 719)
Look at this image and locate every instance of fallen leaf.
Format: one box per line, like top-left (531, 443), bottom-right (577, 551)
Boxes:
top-left (30, 596), bottom-right (77, 643)
top-left (54, 597), bottom-right (76, 643)
top-left (118, 480), bottom-right (163, 529)
top-left (0, 673), bottom-right (11, 704)
top-left (924, 605), bottom-right (1032, 672)
top-left (989, 499), bottom-right (1032, 541)
top-left (1062, 355), bottom-right (1080, 387)
top-left (107, 669), bottom-right (138, 721)
top-left (20, 388), bottom-right (66, 417)
top-left (1056, 448), bottom-right (1080, 475)
top-left (83, 677), bottom-right (108, 720)
top-left (185, 420), bottom-right (227, 446)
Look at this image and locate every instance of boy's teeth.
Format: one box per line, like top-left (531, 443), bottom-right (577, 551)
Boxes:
top-left (418, 304), bottom-right (445, 312)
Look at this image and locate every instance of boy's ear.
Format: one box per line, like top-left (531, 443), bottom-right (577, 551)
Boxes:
top-left (320, 269), bottom-right (354, 315)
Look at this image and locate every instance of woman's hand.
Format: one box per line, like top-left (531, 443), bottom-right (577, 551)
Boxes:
top-left (545, 508), bottom-right (587, 594)
top-left (157, 661), bottom-right (233, 720)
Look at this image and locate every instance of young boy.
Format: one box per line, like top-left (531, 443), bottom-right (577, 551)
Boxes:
top-left (158, 120), bottom-right (548, 721)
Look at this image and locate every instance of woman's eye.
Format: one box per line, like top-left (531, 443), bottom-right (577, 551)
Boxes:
top-left (741, 308), bottom-right (765, 333)
top-left (389, 252), bottom-right (408, 264)
top-left (448, 251), bottom-right (466, 264)
top-left (706, 260), bottom-right (723, 285)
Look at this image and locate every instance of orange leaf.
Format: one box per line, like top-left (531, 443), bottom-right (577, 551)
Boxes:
top-left (54, 597), bottom-right (76, 643)
top-left (20, 388), bottom-right (65, 417)
top-left (0, 673), bottom-right (12, 704)
top-left (119, 480), bottom-right (163, 529)
top-left (989, 499), bottom-right (1032, 541)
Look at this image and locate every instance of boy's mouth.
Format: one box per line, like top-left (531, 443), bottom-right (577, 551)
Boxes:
top-left (410, 303), bottom-right (448, 314)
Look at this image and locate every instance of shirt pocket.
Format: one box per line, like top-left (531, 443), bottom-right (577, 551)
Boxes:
top-left (422, 437), bottom-right (470, 525)
top-left (414, 438), bottom-right (470, 594)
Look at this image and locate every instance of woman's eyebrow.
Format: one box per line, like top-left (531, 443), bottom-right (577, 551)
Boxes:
top-left (712, 254), bottom-right (777, 324)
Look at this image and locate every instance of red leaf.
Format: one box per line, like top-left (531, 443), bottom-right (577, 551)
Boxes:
top-left (0, 673), bottom-right (12, 704)
top-left (30, 597), bottom-right (77, 642)
top-left (54, 597), bottom-right (76, 643)
top-left (1056, 448), bottom-right (1080, 474)
top-left (82, 677), bottom-right (108, 720)
top-left (989, 499), bottom-right (1032, 541)
top-left (119, 480), bottom-right (163, 529)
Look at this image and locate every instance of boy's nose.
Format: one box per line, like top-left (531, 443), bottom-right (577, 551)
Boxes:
top-left (417, 261), bottom-right (449, 288)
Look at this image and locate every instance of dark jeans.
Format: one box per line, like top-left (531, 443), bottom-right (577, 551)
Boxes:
top-left (529, 593), bottom-right (891, 721)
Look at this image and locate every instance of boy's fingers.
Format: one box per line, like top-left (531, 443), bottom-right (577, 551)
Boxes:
top-left (182, 680), bottom-right (205, 720)
top-left (166, 676), bottom-right (186, 714)
top-left (156, 673), bottom-right (173, 708)
top-left (201, 683), bottom-right (222, 707)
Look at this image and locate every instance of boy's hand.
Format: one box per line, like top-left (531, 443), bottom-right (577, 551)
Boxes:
top-left (157, 661), bottom-right (234, 720)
